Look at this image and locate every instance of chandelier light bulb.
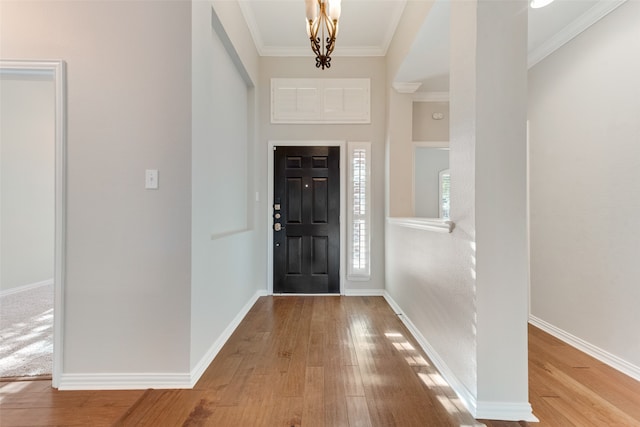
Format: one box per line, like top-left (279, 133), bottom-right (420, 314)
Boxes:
top-left (305, 0), bottom-right (317, 20)
top-left (329, 0), bottom-right (341, 21)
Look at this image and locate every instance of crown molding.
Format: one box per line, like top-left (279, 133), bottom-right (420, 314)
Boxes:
top-left (259, 46), bottom-right (387, 57)
top-left (393, 82), bottom-right (422, 93)
top-left (528, 0), bottom-right (628, 68)
top-left (413, 91), bottom-right (450, 102)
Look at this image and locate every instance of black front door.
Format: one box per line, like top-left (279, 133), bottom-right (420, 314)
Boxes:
top-left (273, 146), bottom-right (340, 293)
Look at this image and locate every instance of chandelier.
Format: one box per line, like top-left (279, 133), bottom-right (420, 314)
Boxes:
top-left (305, 0), bottom-right (341, 69)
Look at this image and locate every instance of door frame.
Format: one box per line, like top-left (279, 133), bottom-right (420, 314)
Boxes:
top-left (0, 60), bottom-right (66, 387)
top-left (267, 140), bottom-right (346, 295)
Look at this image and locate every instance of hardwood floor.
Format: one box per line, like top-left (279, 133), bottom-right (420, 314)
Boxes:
top-left (525, 324), bottom-right (640, 427)
top-left (1, 296), bottom-right (639, 426)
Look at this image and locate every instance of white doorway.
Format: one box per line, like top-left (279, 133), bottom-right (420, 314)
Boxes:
top-left (0, 61), bottom-right (66, 386)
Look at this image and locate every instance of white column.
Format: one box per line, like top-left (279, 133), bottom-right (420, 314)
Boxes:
top-left (450, 0), bottom-right (535, 421)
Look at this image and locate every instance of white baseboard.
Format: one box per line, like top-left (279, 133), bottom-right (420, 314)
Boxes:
top-left (476, 401), bottom-right (538, 423)
top-left (0, 279), bottom-right (53, 297)
top-left (58, 289), bottom-right (266, 391)
top-left (343, 288), bottom-right (385, 296)
top-left (384, 291), bottom-right (537, 422)
top-left (529, 315), bottom-right (640, 382)
top-left (58, 372), bottom-right (191, 390)
top-left (189, 289), bottom-right (265, 386)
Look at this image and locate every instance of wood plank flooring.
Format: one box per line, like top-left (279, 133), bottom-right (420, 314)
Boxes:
top-left (1, 296), bottom-right (640, 426)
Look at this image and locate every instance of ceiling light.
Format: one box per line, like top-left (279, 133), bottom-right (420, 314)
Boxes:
top-left (530, 0), bottom-right (555, 8)
top-left (305, 0), bottom-right (341, 69)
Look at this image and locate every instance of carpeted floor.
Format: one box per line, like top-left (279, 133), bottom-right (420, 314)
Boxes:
top-left (0, 283), bottom-right (53, 378)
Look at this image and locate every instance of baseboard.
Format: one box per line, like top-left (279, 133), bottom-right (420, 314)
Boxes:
top-left (0, 279), bottom-right (53, 297)
top-left (58, 372), bottom-right (191, 390)
top-left (384, 291), bottom-right (537, 422)
top-left (189, 289), bottom-right (265, 386)
top-left (343, 288), bottom-right (385, 296)
top-left (272, 293), bottom-right (342, 296)
top-left (529, 315), bottom-right (640, 382)
top-left (57, 289), bottom-right (266, 391)
top-left (476, 401), bottom-right (538, 422)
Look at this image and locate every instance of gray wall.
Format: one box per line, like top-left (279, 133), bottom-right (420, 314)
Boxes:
top-left (2, 0), bottom-right (192, 374)
top-left (1, 77), bottom-right (54, 292)
top-left (258, 56), bottom-right (387, 292)
top-left (529, 1), bottom-right (640, 371)
top-left (412, 101), bottom-right (449, 142)
top-left (190, 1), bottom-right (263, 370)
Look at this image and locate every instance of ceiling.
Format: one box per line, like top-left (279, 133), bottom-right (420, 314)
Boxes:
top-left (239, 0), bottom-right (626, 92)
top-left (239, 0), bottom-right (408, 57)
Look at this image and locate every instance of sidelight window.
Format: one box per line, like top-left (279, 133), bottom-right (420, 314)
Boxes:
top-left (348, 141), bottom-right (371, 280)
top-left (439, 168), bottom-right (450, 220)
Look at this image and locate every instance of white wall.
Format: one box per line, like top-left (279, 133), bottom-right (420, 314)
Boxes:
top-left (473, 2), bottom-right (529, 411)
top-left (1, 0), bottom-right (192, 376)
top-left (414, 147), bottom-right (448, 218)
top-left (0, 76), bottom-right (54, 292)
top-left (385, 2), bottom-right (435, 218)
top-left (190, 1), bottom-right (263, 371)
top-left (386, 1), bottom-right (435, 80)
top-left (194, 8), bottom-right (248, 237)
top-left (259, 57), bottom-right (387, 293)
top-left (529, 1), bottom-right (640, 371)
top-left (211, 0), bottom-right (260, 87)
top-left (385, 0), bottom-right (532, 420)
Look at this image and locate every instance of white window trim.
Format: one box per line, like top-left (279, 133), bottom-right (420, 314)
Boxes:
top-left (347, 141), bottom-right (371, 281)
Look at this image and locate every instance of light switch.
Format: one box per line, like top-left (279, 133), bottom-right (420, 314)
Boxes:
top-left (145, 169), bottom-right (159, 189)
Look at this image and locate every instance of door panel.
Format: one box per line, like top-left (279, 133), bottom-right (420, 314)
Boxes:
top-left (312, 178), bottom-right (328, 223)
top-left (274, 146), bottom-right (340, 293)
top-left (286, 236), bottom-right (303, 274)
top-left (311, 236), bottom-right (329, 274)
top-left (286, 178), bottom-right (303, 223)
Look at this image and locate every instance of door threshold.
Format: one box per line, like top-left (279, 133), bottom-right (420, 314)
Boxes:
top-left (271, 293), bottom-right (342, 296)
